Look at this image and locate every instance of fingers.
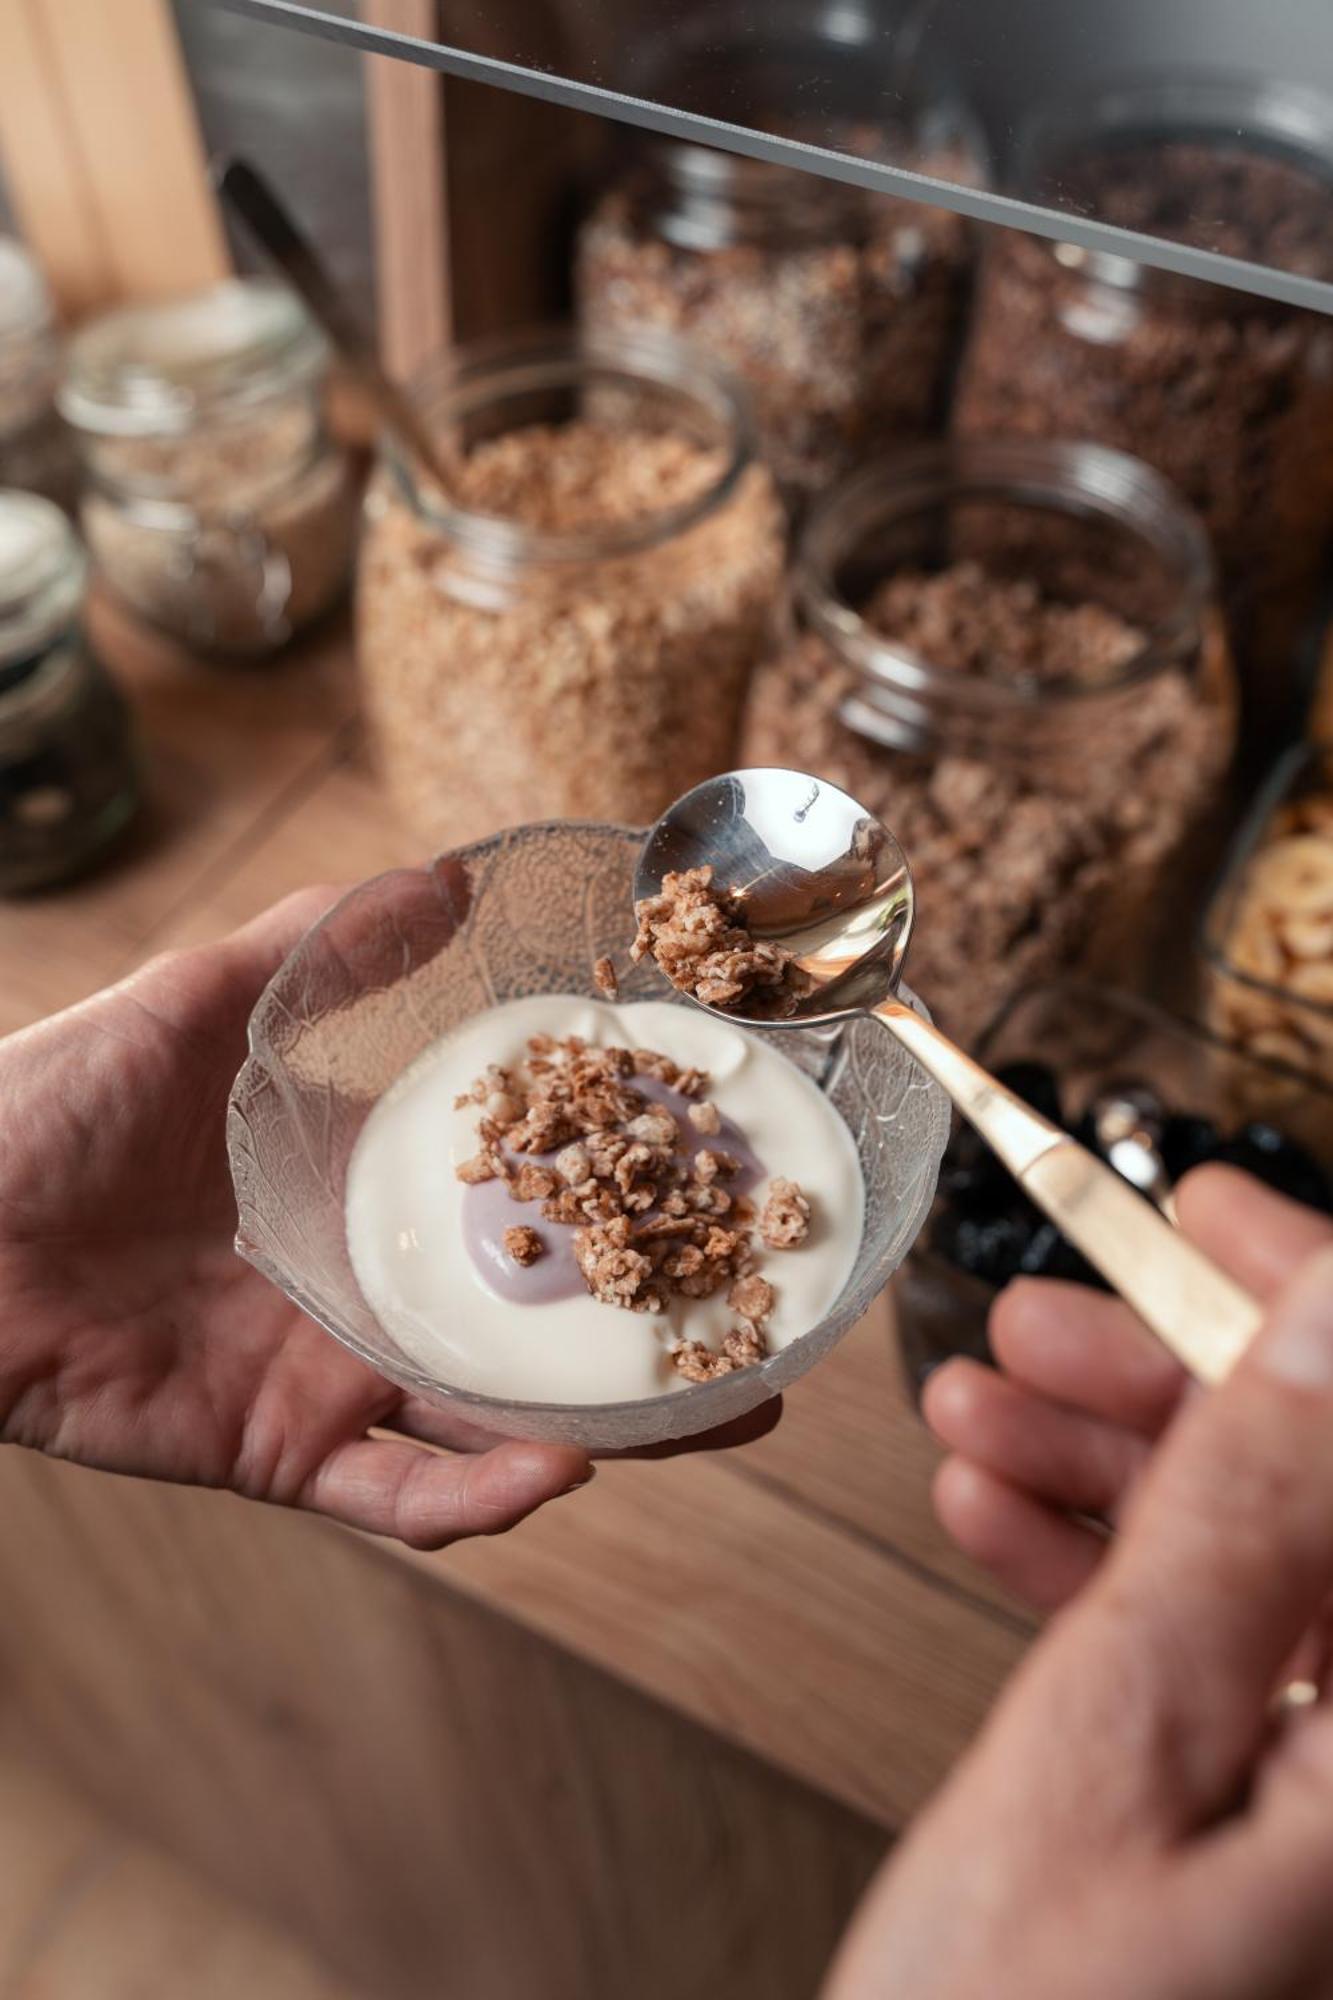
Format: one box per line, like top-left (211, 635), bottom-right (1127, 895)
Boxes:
top-left (300, 1435), bottom-right (592, 1548)
top-left (933, 1458), bottom-right (1106, 1614)
top-left (925, 1358), bottom-right (1151, 1519)
top-left (1175, 1165), bottom-right (1333, 1300)
top-left (990, 1280), bottom-right (1187, 1436)
top-left (223, 884), bottom-right (348, 983)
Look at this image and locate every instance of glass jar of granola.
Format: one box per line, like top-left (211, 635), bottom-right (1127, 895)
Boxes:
top-left (740, 438), bottom-right (1236, 1049)
top-left (356, 326), bottom-right (785, 848)
top-left (0, 239), bottom-right (78, 513)
top-left (0, 490), bottom-right (138, 894)
top-left (60, 279), bottom-right (360, 659)
top-left (576, 33), bottom-right (984, 508)
top-left (952, 77), bottom-right (1333, 752)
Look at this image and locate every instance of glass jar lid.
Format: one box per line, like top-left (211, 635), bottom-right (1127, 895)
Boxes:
top-left (0, 238), bottom-right (55, 348)
top-left (0, 489), bottom-right (86, 681)
top-left (60, 278), bottom-right (328, 438)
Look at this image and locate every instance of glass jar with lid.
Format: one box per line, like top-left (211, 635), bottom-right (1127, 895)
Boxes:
top-left (0, 490), bottom-right (138, 894)
top-left (60, 279), bottom-right (360, 659)
top-left (576, 19), bottom-right (985, 507)
top-left (953, 76), bottom-right (1333, 753)
top-left (0, 238), bottom-right (79, 512)
top-left (740, 438), bottom-right (1237, 1048)
top-left (356, 325), bottom-right (785, 849)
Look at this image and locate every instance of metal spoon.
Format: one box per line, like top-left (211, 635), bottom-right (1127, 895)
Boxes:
top-left (1090, 1085), bottom-right (1179, 1219)
top-left (636, 769), bottom-right (1262, 1385)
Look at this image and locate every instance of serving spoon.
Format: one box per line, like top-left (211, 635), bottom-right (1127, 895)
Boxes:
top-left (636, 768), bottom-right (1262, 1385)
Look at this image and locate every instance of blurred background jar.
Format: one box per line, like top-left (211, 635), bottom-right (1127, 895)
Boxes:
top-left (894, 980), bottom-right (1333, 1393)
top-left (0, 239), bottom-right (79, 514)
top-left (60, 279), bottom-right (360, 661)
top-left (575, 21), bottom-right (985, 509)
top-left (741, 438), bottom-right (1236, 1048)
top-left (0, 490), bottom-right (138, 895)
top-left (953, 76), bottom-right (1333, 754)
top-left (357, 326), bottom-right (784, 849)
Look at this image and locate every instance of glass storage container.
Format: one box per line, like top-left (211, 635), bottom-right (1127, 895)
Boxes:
top-left (1203, 737), bottom-right (1333, 1093)
top-left (60, 279), bottom-right (360, 659)
top-left (0, 490), bottom-right (138, 894)
top-left (741, 438), bottom-right (1236, 1048)
top-left (356, 326), bottom-right (785, 849)
top-left (576, 31), bottom-right (985, 506)
top-left (953, 77), bottom-right (1333, 751)
top-left (0, 238), bottom-right (78, 513)
top-left (895, 980), bottom-right (1333, 1391)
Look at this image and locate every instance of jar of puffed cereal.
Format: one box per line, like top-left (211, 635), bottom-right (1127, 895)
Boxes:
top-left (356, 327), bottom-right (785, 847)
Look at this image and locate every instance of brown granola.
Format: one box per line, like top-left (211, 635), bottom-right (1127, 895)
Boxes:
top-left (593, 956), bottom-right (620, 1000)
top-left (454, 1029), bottom-right (815, 1380)
top-left (631, 866), bottom-right (811, 1016)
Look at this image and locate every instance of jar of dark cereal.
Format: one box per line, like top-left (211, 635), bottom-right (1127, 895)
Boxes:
top-left (741, 439), bottom-right (1236, 1047)
top-left (0, 239), bottom-right (78, 513)
top-left (357, 326), bottom-right (785, 848)
top-left (60, 280), bottom-right (360, 659)
top-left (0, 491), bottom-right (138, 894)
top-left (953, 77), bottom-right (1333, 751)
top-left (576, 35), bottom-right (984, 507)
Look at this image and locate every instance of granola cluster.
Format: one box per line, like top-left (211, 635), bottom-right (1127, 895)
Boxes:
top-left (454, 1032), bottom-right (811, 1381)
top-left (631, 866), bottom-right (811, 1016)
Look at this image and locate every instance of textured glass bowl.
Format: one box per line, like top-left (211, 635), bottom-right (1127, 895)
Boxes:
top-left (227, 821), bottom-right (951, 1448)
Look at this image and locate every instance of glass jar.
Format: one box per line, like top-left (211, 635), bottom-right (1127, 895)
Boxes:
top-left (1202, 737), bottom-right (1333, 1093)
top-left (740, 438), bottom-right (1237, 1048)
top-left (356, 325), bottom-right (785, 849)
top-left (953, 77), bottom-right (1333, 752)
top-left (60, 280), bottom-right (360, 659)
top-left (576, 32), bottom-right (985, 507)
top-left (0, 490), bottom-right (138, 894)
top-left (0, 239), bottom-right (78, 512)
top-left (894, 980), bottom-right (1333, 1392)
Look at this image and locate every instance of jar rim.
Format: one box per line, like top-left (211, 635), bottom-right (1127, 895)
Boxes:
top-left (794, 438), bottom-right (1215, 718)
top-left (0, 238), bottom-right (54, 346)
top-left (0, 489), bottom-right (86, 670)
top-left (60, 279), bottom-right (327, 438)
top-left (386, 324), bottom-right (756, 570)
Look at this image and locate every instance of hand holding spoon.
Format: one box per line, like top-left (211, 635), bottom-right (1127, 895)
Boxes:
top-left (636, 769), bottom-right (1263, 1385)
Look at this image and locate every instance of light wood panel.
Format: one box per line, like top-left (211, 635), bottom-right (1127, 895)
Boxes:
top-left (363, 0), bottom-right (452, 377)
top-left (0, 0), bottom-right (111, 315)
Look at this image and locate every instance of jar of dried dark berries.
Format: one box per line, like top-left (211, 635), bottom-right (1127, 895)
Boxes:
top-left (0, 491), bottom-right (138, 894)
top-left (576, 25), bottom-right (985, 507)
top-left (953, 76), bottom-right (1333, 753)
top-left (740, 438), bottom-right (1237, 1048)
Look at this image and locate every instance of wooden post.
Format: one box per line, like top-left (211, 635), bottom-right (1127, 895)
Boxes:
top-left (362, 0), bottom-right (452, 378)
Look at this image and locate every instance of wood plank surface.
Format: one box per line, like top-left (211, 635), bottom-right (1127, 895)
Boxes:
top-left (363, 0), bottom-right (452, 377)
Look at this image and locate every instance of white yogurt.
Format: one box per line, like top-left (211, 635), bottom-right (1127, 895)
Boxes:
top-left (344, 996), bottom-right (864, 1405)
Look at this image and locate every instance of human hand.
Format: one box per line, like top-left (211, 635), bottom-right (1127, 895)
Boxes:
top-left (0, 889), bottom-right (774, 1548)
top-left (924, 1166), bottom-right (1332, 1611)
top-left (828, 1219), bottom-right (1333, 1999)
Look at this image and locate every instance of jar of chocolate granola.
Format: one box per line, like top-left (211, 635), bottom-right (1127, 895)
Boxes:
top-left (356, 326), bottom-right (785, 847)
top-left (60, 280), bottom-right (360, 659)
top-left (0, 491), bottom-right (138, 894)
top-left (0, 239), bottom-right (78, 513)
top-left (953, 77), bottom-right (1333, 751)
top-left (740, 439), bottom-right (1236, 1048)
top-left (576, 33), bottom-right (984, 507)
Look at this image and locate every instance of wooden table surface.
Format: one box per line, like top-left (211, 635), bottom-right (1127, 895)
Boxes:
top-left (1, 600), bottom-right (1032, 1838)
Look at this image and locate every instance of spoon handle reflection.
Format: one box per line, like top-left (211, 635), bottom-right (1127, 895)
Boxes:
top-left (874, 1001), bottom-right (1264, 1384)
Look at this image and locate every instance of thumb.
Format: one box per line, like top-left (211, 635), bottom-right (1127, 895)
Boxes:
top-left (1081, 1244), bottom-right (1333, 1828)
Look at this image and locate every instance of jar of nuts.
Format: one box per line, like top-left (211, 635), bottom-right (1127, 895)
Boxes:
top-left (60, 280), bottom-right (360, 659)
top-left (953, 76), bottom-right (1333, 753)
top-left (0, 490), bottom-right (138, 894)
top-left (356, 326), bottom-right (785, 848)
top-left (741, 439), bottom-right (1237, 1048)
top-left (576, 28), bottom-right (984, 507)
top-left (0, 239), bottom-right (78, 513)
top-left (1203, 739), bottom-right (1333, 1093)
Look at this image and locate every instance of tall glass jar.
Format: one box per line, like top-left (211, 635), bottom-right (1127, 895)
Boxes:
top-left (953, 77), bottom-right (1333, 752)
top-left (0, 239), bottom-right (78, 512)
top-left (356, 326), bottom-right (785, 849)
top-left (741, 439), bottom-right (1236, 1047)
top-left (576, 33), bottom-right (985, 507)
top-left (60, 280), bottom-right (360, 659)
top-left (0, 491), bottom-right (138, 894)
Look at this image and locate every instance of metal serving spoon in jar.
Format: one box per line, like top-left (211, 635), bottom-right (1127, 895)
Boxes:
top-left (636, 768), bottom-right (1262, 1385)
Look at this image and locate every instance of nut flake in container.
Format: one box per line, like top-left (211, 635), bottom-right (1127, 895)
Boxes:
top-left (356, 328), bottom-right (784, 848)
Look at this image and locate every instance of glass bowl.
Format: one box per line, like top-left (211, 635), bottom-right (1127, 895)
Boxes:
top-left (226, 820), bottom-right (951, 1448)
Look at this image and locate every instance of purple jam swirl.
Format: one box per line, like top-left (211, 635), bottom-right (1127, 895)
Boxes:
top-left (461, 1075), bottom-right (765, 1306)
